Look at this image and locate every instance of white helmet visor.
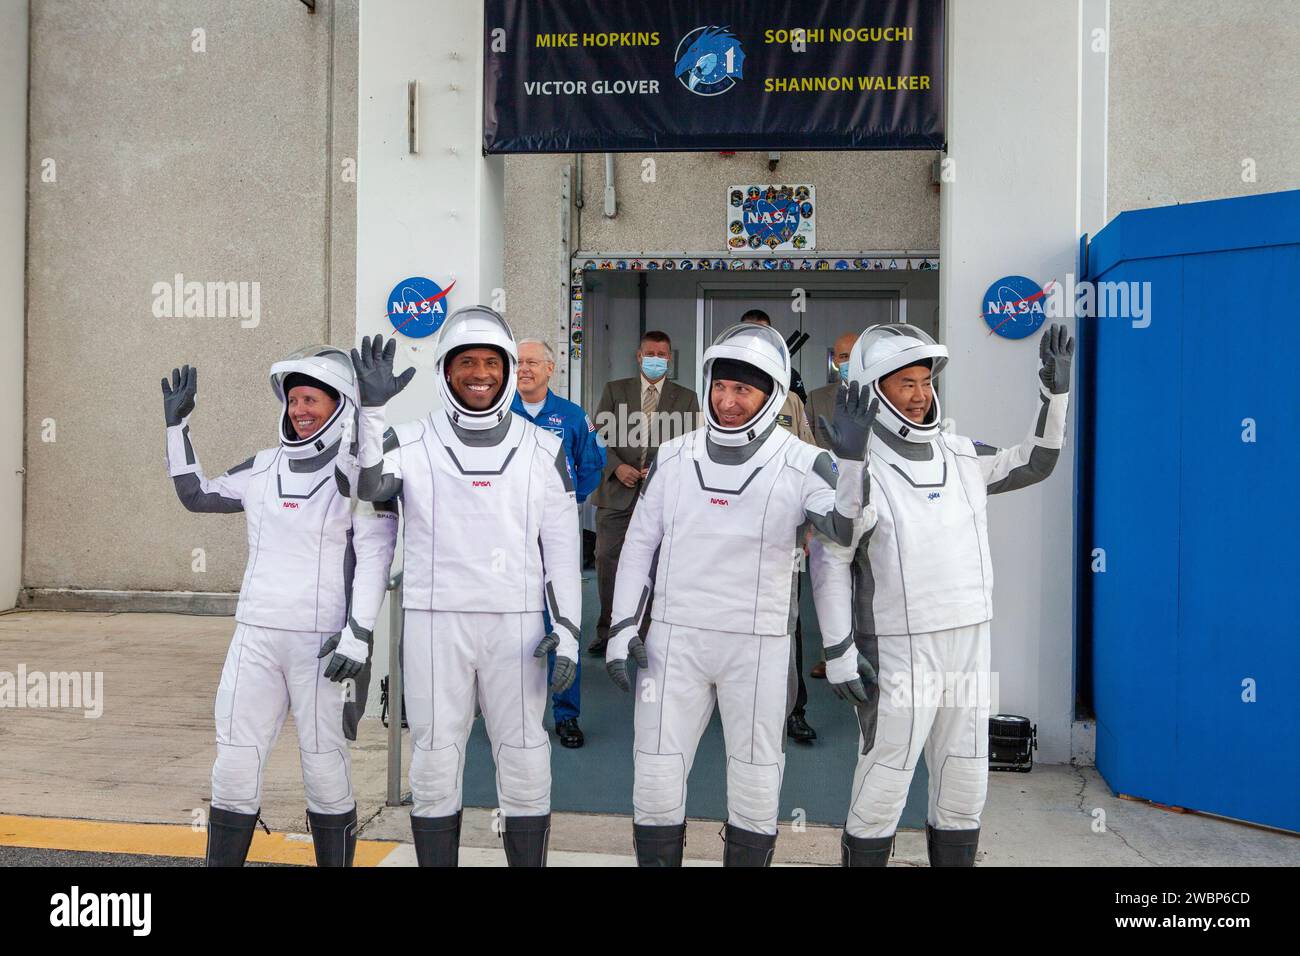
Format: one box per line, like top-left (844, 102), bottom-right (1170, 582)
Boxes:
top-left (434, 306), bottom-right (519, 428)
top-left (269, 345), bottom-right (356, 453)
top-left (702, 322), bottom-right (791, 446)
top-left (848, 324), bottom-right (948, 443)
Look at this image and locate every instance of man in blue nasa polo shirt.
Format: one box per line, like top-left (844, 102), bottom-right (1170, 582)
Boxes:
top-left (512, 338), bottom-right (605, 748)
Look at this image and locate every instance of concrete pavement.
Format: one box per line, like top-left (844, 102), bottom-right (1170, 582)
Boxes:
top-left (1, 610), bottom-right (1295, 866)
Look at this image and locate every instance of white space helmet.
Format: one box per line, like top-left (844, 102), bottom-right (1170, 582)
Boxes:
top-left (845, 324), bottom-right (948, 443)
top-left (702, 322), bottom-right (791, 447)
top-left (434, 305), bottom-right (518, 430)
top-left (269, 345), bottom-right (357, 456)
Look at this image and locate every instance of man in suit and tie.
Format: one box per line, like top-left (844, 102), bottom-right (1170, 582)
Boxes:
top-left (587, 330), bottom-right (701, 656)
top-left (808, 331), bottom-right (860, 452)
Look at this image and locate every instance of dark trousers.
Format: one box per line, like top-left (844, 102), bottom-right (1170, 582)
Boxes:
top-left (595, 503), bottom-right (654, 646)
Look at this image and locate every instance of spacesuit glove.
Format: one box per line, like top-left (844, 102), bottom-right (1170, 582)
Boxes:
top-left (605, 625), bottom-right (648, 693)
top-left (318, 621), bottom-right (372, 683)
top-left (161, 365), bottom-right (197, 427)
top-left (817, 384), bottom-right (879, 462)
top-left (1038, 323), bottom-right (1074, 395)
top-left (350, 334), bottom-right (416, 408)
top-left (825, 644), bottom-right (877, 705)
top-left (533, 632), bottom-right (578, 693)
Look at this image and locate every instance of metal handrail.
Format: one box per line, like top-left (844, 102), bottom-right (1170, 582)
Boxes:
top-left (385, 570), bottom-right (407, 807)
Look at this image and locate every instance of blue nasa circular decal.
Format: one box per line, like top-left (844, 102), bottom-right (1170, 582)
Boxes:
top-left (981, 275), bottom-right (1048, 339)
top-left (674, 26), bottom-right (745, 96)
top-left (741, 197), bottom-right (800, 246)
top-left (386, 276), bottom-right (454, 338)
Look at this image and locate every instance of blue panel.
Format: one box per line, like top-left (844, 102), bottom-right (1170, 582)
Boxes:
top-left (1173, 245), bottom-right (1300, 829)
top-left (1090, 256), bottom-right (1183, 801)
top-left (1088, 189), bottom-right (1300, 277)
top-left (1087, 189), bottom-right (1300, 832)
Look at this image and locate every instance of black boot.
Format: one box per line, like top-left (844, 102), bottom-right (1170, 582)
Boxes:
top-left (633, 823), bottom-right (686, 867)
top-left (410, 811), bottom-right (461, 867)
top-left (206, 807), bottom-right (258, 867)
top-left (722, 823), bottom-right (776, 867)
top-left (502, 814), bottom-right (551, 867)
top-left (307, 806), bottom-right (357, 867)
top-left (841, 831), bottom-right (894, 867)
top-left (926, 825), bottom-right (979, 867)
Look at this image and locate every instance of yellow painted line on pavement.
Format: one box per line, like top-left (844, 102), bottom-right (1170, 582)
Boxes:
top-left (0, 814), bottom-right (400, 866)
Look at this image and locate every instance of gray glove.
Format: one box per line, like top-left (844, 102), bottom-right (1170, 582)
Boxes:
top-left (826, 646), bottom-right (879, 704)
top-left (317, 621), bottom-right (371, 683)
top-left (533, 632), bottom-right (577, 693)
top-left (605, 630), bottom-right (649, 693)
top-left (161, 365), bottom-right (197, 427)
top-left (350, 335), bottom-right (416, 408)
top-left (817, 383), bottom-right (879, 462)
top-left (1038, 324), bottom-right (1075, 395)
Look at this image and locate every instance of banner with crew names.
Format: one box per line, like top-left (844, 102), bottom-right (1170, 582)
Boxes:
top-left (483, 0), bottom-right (944, 153)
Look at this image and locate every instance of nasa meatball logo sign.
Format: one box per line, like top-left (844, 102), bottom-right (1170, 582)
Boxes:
top-left (674, 26), bottom-right (745, 95)
top-left (386, 276), bottom-right (455, 339)
top-left (981, 275), bottom-right (1048, 339)
top-left (728, 185), bottom-right (815, 252)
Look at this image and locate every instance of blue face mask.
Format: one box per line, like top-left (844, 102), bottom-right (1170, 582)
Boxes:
top-left (641, 356), bottom-right (669, 380)
top-left (838, 362), bottom-right (849, 383)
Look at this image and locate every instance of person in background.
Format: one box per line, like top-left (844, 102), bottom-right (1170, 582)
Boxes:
top-left (740, 309), bottom-right (817, 742)
top-left (809, 331), bottom-right (859, 452)
top-left (588, 331), bottom-right (700, 657)
top-left (805, 330), bottom-right (860, 680)
top-left (512, 338), bottom-right (606, 749)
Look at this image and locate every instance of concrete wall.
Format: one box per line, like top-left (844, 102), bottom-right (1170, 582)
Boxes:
top-left (23, 0), bottom-right (357, 596)
top-left (576, 150), bottom-right (939, 253)
top-left (1, 2), bottom-right (28, 611)
top-left (502, 153), bottom-right (572, 373)
top-left (1108, 0), bottom-right (1300, 218)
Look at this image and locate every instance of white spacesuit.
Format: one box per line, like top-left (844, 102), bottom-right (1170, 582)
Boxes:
top-left (605, 322), bottom-right (865, 867)
top-left (162, 347), bottom-right (398, 867)
top-left (810, 323), bottom-right (1073, 866)
top-left (352, 307), bottom-right (581, 868)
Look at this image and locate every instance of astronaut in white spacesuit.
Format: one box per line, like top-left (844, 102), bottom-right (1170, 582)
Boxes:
top-left (810, 323), bottom-right (1073, 867)
top-left (350, 307), bottom-right (582, 868)
top-left (604, 322), bottom-right (870, 867)
top-left (162, 347), bottom-right (398, 867)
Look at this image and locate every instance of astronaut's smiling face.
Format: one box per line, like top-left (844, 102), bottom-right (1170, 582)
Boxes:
top-left (449, 347), bottom-right (504, 410)
top-left (287, 385), bottom-right (338, 439)
top-left (711, 379), bottom-right (767, 429)
top-left (880, 363), bottom-right (933, 424)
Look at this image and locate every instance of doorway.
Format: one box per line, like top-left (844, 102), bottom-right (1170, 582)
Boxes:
top-left (702, 285), bottom-right (900, 396)
top-left (577, 267), bottom-right (940, 413)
